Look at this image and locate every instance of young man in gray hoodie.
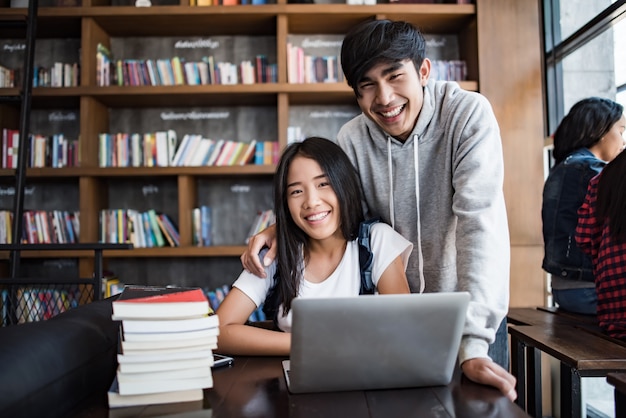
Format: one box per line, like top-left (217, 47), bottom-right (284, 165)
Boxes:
top-left (241, 19), bottom-right (516, 400)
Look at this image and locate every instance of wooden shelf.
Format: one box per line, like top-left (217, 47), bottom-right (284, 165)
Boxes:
top-left (0, 2), bottom-right (478, 285)
top-left (1, 245), bottom-right (247, 259)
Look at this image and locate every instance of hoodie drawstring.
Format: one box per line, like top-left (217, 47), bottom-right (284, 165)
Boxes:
top-left (386, 135), bottom-right (425, 293)
top-left (413, 136), bottom-right (425, 293)
top-left (386, 138), bottom-right (395, 227)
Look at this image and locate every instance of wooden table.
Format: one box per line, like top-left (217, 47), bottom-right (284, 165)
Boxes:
top-left (73, 356), bottom-right (530, 417)
top-left (507, 308), bottom-right (626, 418)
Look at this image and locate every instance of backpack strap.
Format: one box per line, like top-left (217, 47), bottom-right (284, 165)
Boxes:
top-left (358, 217), bottom-right (380, 294)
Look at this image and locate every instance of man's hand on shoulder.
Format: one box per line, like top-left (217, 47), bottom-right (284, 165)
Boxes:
top-left (461, 357), bottom-right (517, 401)
top-left (240, 224), bottom-right (278, 278)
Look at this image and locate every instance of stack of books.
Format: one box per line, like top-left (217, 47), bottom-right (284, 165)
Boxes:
top-left (107, 285), bottom-right (220, 408)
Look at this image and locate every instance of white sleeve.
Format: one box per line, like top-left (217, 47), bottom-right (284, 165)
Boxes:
top-left (370, 223), bottom-right (413, 286)
top-left (232, 262), bottom-right (277, 308)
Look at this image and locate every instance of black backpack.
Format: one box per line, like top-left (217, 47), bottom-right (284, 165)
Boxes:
top-left (262, 217), bottom-right (380, 324)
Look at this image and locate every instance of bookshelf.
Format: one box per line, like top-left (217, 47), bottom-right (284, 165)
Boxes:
top-left (0, 1), bottom-right (487, 288)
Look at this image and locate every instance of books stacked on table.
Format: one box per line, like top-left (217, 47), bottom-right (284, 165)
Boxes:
top-left (107, 285), bottom-right (219, 408)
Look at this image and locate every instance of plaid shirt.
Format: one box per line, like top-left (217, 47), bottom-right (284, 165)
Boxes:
top-left (576, 174), bottom-right (626, 339)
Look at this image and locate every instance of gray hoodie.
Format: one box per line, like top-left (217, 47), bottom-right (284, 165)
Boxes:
top-left (336, 80), bottom-right (510, 363)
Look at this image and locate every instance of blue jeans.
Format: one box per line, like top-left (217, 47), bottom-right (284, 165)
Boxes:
top-left (552, 287), bottom-right (597, 315)
top-left (488, 318), bottom-right (509, 370)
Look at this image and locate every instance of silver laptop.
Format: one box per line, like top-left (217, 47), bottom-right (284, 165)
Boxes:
top-left (282, 292), bottom-right (470, 393)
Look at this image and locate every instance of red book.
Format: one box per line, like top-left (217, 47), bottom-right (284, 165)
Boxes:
top-left (112, 286), bottom-right (212, 320)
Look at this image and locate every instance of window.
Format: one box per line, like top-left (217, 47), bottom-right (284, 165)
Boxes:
top-left (543, 0), bottom-right (626, 134)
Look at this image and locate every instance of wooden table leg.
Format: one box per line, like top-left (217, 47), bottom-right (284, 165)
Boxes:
top-left (560, 362), bottom-right (582, 418)
top-left (510, 331), bottom-right (526, 410)
top-left (616, 389), bottom-right (626, 417)
top-left (526, 345), bottom-right (542, 417)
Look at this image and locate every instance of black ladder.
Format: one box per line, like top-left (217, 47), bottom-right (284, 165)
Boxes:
top-left (0, 0), bottom-right (38, 278)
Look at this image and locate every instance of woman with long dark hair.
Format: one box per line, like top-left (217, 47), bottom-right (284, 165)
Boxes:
top-left (542, 97), bottom-right (625, 314)
top-left (216, 137), bottom-right (412, 355)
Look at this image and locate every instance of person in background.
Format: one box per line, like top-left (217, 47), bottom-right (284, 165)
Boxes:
top-left (241, 20), bottom-right (516, 400)
top-left (217, 137), bottom-right (412, 355)
top-left (576, 144), bottom-right (626, 339)
top-left (542, 97), bottom-right (625, 315)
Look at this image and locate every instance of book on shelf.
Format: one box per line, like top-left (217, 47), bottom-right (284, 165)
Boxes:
top-left (147, 209), bottom-right (166, 247)
top-left (201, 205), bottom-right (212, 247)
top-left (214, 140), bottom-right (238, 166)
top-left (203, 283), bottom-right (264, 322)
top-left (189, 137), bottom-right (214, 166)
top-left (158, 213), bottom-right (181, 246)
top-left (205, 139), bottom-right (225, 166)
top-left (192, 205), bottom-right (212, 247)
top-left (238, 139), bottom-right (257, 165)
top-left (107, 35), bottom-right (277, 86)
top-left (112, 285), bottom-right (212, 320)
top-left (287, 34), bottom-right (345, 84)
top-left (245, 209), bottom-right (275, 244)
top-left (227, 142), bottom-right (246, 165)
top-left (100, 209), bottom-right (179, 247)
top-left (107, 375), bottom-right (204, 408)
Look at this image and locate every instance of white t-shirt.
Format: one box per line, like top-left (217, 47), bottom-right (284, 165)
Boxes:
top-left (232, 222), bottom-right (413, 332)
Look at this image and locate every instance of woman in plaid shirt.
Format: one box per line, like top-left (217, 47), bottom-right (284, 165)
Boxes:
top-left (576, 124), bottom-right (626, 339)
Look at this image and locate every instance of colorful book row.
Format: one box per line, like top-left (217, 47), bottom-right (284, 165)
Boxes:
top-left (287, 45), bottom-right (343, 84)
top-left (204, 284), bottom-right (266, 322)
top-left (96, 44), bottom-right (276, 87)
top-left (430, 60), bottom-right (468, 82)
top-left (192, 205), bottom-right (212, 247)
top-left (98, 131), bottom-right (276, 168)
top-left (100, 209), bottom-right (180, 248)
top-left (33, 62), bottom-right (80, 88)
top-left (245, 209), bottom-right (275, 244)
top-left (8, 210), bottom-right (80, 245)
top-left (1, 129), bottom-right (78, 169)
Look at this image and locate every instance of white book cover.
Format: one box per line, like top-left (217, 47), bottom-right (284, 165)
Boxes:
top-left (121, 340), bottom-right (217, 355)
top-left (189, 137), bottom-right (213, 166)
top-left (117, 348), bottom-right (214, 364)
top-left (120, 314), bottom-right (218, 334)
top-left (117, 373), bottom-right (213, 396)
top-left (108, 376), bottom-right (204, 408)
top-left (166, 129), bottom-right (178, 165)
top-left (118, 356), bottom-right (214, 374)
top-left (171, 134), bottom-right (192, 166)
top-left (117, 365), bottom-right (212, 381)
top-left (120, 325), bottom-right (220, 342)
top-left (155, 130), bottom-right (170, 167)
top-left (121, 334), bottom-right (218, 352)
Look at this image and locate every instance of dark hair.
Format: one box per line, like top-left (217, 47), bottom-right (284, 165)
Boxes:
top-left (270, 136), bottom-right (365, 315)
top-left (552, 97), bottom-right (623, 164)
top-left (597, 149), bottom-right (626, 242)
top-left (341, 19), bottom-right (426, 98)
